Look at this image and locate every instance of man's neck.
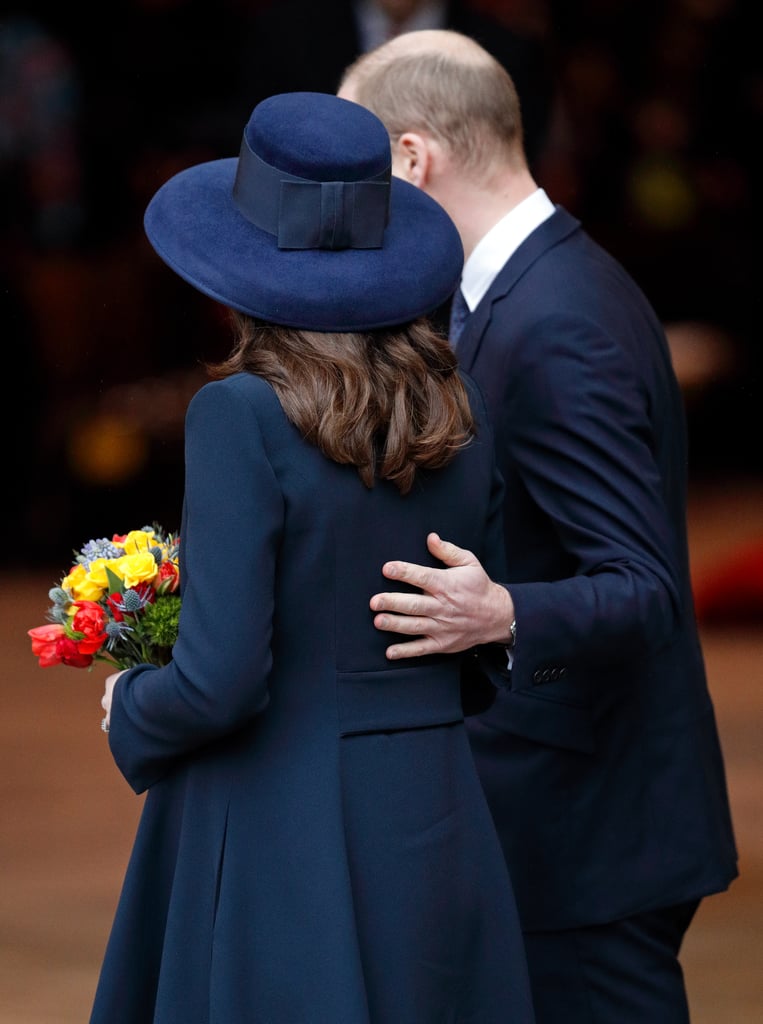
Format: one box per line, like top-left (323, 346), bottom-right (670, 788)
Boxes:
top-left (455, 170), bottom-right (539, 261)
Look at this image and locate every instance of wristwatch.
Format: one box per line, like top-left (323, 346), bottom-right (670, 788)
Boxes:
top-left (509, 619), bottom-right (517, 648)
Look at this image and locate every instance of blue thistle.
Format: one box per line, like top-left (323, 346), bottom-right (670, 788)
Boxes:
top-left (116, 588), bottom-right (151, 615)
top-left (46, 586), bottom-right (72, 625)
top-left (48, 586), bottom-right (70, 607)
top-left (47, 605), bottom-right (69, 625)
top-left (106, 620), bottom-right (133, 641)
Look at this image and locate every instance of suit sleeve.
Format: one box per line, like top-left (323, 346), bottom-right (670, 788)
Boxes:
top-left (108, 378), bottom-right (284, 793)
top-left (502, 312), bottom-right (682, 675)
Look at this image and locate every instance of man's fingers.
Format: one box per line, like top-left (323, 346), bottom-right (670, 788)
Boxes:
top-left (426, 532), bottom-right (477, 569)
top-left (377, 537), bottom-right (478, 596)
top-left (380, 558), bottom-right (439, 592)
top-left (373, 611), bottom-right (431, 636)
top-left (370, 590), bottom-right (433, 614)
top-left (384, 638), bottom-right (437, 660)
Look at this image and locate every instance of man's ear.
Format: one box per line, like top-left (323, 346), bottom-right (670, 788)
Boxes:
top-left (392, 132), bottom-right (434, 188)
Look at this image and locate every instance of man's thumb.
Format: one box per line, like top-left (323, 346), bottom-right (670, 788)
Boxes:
top-left (427, 533), bottom-right (475, 568)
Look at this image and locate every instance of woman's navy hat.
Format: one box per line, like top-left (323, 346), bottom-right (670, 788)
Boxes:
top-left (144, 92), bottom-right (464, 331)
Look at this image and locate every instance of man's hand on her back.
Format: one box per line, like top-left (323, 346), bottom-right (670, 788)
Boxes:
top-left (370, 533), bottom-right (515, 659)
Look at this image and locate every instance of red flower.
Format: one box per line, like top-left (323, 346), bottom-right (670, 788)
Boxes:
top-left (27, 623), bottom-right (96, 668)
top-left (135, 581), bottom-right (157, 604)
top-left (56, 635), bottom-right (94, 668)
top-left (28, 624), bottom-right (66, 667)
top-left (155, 560), bottom-right (180, 594)
top-left (105, 592), bottom-right (123, 622)
top-left (71, 600), bottom-right (108, 654)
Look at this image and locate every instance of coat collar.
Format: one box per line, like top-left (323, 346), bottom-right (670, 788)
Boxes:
top-left (455, 205), bottom-right (581, 371)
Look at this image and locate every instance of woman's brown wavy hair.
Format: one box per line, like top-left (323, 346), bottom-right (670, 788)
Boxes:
top-left (207, 311), bottom-right (476, 495)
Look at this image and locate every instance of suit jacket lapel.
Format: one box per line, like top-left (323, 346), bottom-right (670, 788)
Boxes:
top-left (456, 206), bottom-right (581, 372)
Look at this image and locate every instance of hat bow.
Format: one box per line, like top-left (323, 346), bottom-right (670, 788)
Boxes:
top-left (233, 134), bottom-right (390, 250)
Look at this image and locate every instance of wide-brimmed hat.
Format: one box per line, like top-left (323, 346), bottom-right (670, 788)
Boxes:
top-left (143, 91), bottom-right (463, 331)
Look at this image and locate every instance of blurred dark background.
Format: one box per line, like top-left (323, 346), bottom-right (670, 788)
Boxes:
top-left (2, 0), bottom-right (760, 568)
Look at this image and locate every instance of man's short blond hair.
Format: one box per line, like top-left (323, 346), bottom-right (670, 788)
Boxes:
top-left (340, 30), bottom-right (526, 175)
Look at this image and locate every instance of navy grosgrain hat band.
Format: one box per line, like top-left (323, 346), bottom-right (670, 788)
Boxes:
top-left (232, 132), bottom-right (391, 250)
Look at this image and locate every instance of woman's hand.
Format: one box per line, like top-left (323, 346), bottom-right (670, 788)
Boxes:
top-left (100, 670), bottom-right (127, 733)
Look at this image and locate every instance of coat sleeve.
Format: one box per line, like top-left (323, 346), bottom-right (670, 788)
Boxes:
top-left (501, 311), bottom-right (683, 676)
top-left (108, 378), bottom-right (284, 793)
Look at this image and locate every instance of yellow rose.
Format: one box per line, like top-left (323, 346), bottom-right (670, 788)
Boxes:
top-left (86, 557), bottom-right (120, 591)
top-left (62, 562), bottom-right (107, 602)
top-left (122, 530), bottom-right (156, 556)
top-left (117, 551), bottom-right (159, 589)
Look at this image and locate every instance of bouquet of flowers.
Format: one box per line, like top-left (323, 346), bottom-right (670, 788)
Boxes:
top-left (28, 525), bottom-right (181, 671)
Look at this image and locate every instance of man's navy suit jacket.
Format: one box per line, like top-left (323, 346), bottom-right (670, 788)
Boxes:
top-left (461, 206), bottom-right (738, 931)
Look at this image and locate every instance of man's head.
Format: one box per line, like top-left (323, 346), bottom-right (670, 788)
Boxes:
top-left (338, 30), bottom-right (535, 255)
top-left (339, 29), bottom-right (526, 182)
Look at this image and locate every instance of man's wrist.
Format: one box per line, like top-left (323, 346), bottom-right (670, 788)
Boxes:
top-left (485, 582), bottom-right (515, 646)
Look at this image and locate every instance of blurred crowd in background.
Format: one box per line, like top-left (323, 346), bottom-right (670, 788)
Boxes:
top-left (1, 0), bottom-right (761, 568)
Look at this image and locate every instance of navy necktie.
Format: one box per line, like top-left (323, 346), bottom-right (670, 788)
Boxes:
top-left (449, 287), bottom-right (470, 348)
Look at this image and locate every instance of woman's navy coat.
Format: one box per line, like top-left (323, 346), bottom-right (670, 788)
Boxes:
top-left (89, 371), bottom-right (535, 1024)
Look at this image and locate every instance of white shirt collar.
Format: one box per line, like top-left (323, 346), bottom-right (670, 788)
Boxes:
top-left (460, 189), bottom-right (555, 311)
